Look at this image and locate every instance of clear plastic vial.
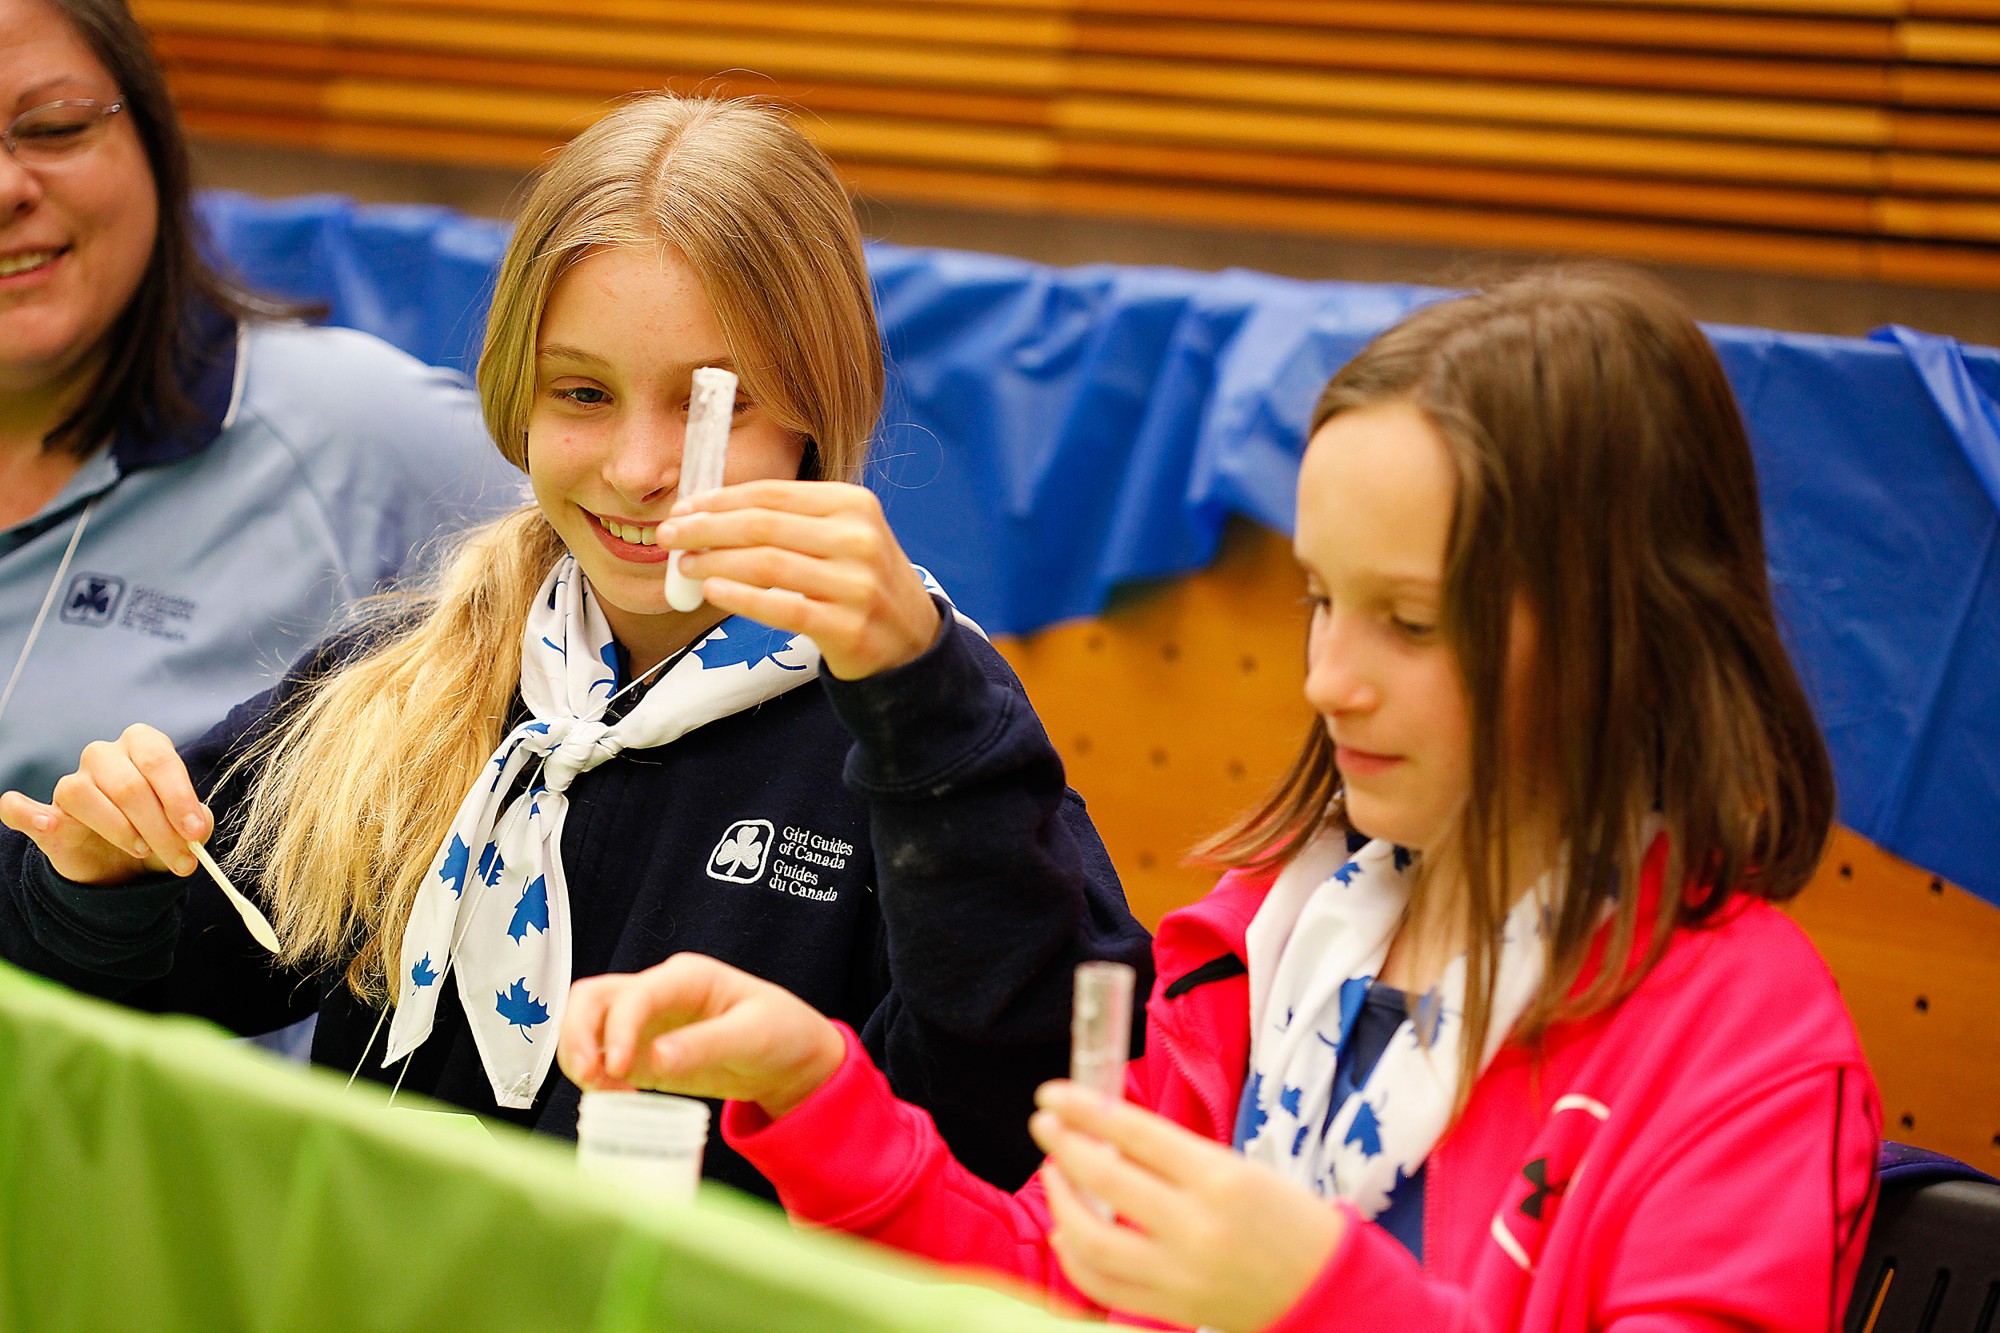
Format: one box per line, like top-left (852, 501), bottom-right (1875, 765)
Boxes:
top-left (1070, 960), bottom-right (1136, 1100)
top-left (575, 1089), bottom-right (710, 1205)
top-left (1070, 960), bottom-right (1136, 1221)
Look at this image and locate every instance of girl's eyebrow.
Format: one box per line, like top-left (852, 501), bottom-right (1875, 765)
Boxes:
top-left (534, 347), bottom-right (739, 377)
top-left (536, 343), bottom-right (612, 369)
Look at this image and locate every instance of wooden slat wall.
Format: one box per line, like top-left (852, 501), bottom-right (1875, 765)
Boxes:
top-left (141, 0), bottom-right (2000, 288)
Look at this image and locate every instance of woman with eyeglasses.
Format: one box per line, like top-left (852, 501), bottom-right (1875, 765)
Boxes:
top-left (0, 0), bottom-right (517, 803)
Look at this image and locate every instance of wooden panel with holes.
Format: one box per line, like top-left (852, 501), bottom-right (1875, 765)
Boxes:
top-left (137, 1), bottom-right (2000, 288)
top-left (993, 518), bottom-right (2000, 1169)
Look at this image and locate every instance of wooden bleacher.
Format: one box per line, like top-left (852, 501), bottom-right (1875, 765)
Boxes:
top-left (141, 0), bottom-right (2000, 286)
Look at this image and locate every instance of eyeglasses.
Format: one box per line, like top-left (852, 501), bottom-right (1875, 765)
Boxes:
top-left (2, 99), bottom-right (126, 166)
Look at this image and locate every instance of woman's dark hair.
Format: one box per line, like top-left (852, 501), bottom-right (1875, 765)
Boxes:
top-left (42, 0), bottom-right (291, 456)
top-left (1207, 264), bottom-right (1836, 1099)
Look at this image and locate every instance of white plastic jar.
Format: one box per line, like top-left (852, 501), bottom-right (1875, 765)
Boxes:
top-left (576, 1089), bottom-right (711, 1205)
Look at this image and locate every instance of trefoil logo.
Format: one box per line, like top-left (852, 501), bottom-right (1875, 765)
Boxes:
top-left (707, 819), bottom-right (773, 885)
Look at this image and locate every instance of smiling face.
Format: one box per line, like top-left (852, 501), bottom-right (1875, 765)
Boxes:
top-left (0, 0), bottom-right (158, 403)
top-left (1295, 401), bottom-right (1539, 856)
top-left (526, 244), bottom-right (807, 660)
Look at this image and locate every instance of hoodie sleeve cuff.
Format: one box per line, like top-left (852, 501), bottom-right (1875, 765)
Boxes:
top-left (723, 1022), bottom-right (946, 1230)
top-left (817, 600), bottom-right (1015, 797)
top-left (20, 852), bottom-right (187, 980)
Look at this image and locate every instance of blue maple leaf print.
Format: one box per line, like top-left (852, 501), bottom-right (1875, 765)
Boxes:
top-left (1337, 977), bottom-right (1371, 1042)
top-left (692, 619), bottom-right (809, 672)
top-left (1292, 1125), bottom-right (1312, 1157)
top-left (410, 953), bottom-right (438, 989)
top-left (1332, 860), bottom-right (1362, 885)
top-left (438, 835), bottom-right (471, 898)
top-left (540, 635), bottom-right (567, 659)
top-left (508, 876), bottom-right (549, 943)
top-left (486, 728), bottom-right (532, 788)
top-left (1234, 1071), bottom-right (1268, 1148)
top-left (1345, 1101), bottom-right (1384, 1158)
top-left (1412, 986), bottom-right (1448, 1049)
top-left (495, 978), bottom-right (550, 1036)
top-left (477, 842), bottom-right (505, 888)
top-left (591, 641), bottom-right (620, 696)
top-left (1279, 1085), bottom-right (1303, 1116)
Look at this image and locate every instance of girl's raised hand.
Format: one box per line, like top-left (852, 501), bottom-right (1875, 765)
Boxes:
top-left (558, 953), bottom-right (846, 1119)
top-left (0, 724), bottom-right (212, 885)
top-left (1030, 1082), bottom-right (1347, 1333)
top-left (657, 480), bottom-right (941, 680)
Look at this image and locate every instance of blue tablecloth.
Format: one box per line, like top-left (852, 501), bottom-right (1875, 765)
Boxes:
top-left (196, 192), bottom-right (2000, 909)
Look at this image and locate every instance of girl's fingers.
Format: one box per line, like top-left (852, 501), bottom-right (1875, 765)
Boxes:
top-left (696, 577), bottom-right (843, 639)
top-left (51, 767), bottom-right (153, 866)
top-left (123, 725), bottom-right (210, 843)
top-left (673, 478), bottom-right (874, 520)
top-left (677, 545), bottom-right (873, 607)
top-left (1037, 1082), bottom-right (1237, 1190)
top-left (1041, 1164), bottom-right (1171, 1310)
top-left (0, 789), bottom-right (139, 883)
top-left (557, 975), bottom-right (617, 1089)
top-left (658, 507), bottom-right (873, 562)
top-left (1031, 1110), bottom-right (1187, 1241)
top-left (598, 959), bottom-right (715, 1079)
top-left (0, 790), bottom-right (57, 838)
top-left (76, 738), bottom-right (190, 873)
top-left (645, 999), bottom-right (775, 1082)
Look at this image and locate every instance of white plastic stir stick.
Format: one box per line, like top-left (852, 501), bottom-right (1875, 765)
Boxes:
top-left (186, 838), bottom-right (281, 953)
top-left (665, 367), bottom-right (739, 613)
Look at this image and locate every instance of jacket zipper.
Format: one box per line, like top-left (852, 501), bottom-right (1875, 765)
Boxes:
top-left (1154, 1007), bottom-right (1235, 1139)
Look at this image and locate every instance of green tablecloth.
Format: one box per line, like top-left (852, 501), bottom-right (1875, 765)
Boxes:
top-left (0, 963), bottom-right (1074, 1331)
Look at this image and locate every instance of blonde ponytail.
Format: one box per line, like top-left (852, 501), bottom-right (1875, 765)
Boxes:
top-left (230, 509), bottom-right (565, 1003)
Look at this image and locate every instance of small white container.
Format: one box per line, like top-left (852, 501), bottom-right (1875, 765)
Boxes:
top-left (576, 1089), bottom-right (710, 1205)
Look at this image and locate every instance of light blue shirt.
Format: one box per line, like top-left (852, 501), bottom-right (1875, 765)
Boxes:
top-left (0, 319), bottom-right (524, 800)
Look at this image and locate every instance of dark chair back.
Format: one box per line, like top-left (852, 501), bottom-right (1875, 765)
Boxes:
top-left (1848, 1170), bottom-right (2000, 1332)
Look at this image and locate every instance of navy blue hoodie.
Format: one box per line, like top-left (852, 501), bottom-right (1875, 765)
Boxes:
top-left (0, 607), bottom-right (1150, 1197)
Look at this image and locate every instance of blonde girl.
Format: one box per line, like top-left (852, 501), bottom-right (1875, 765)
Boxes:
top-left (557, 266), bottom-right (1880, 1328)
top-left (0, 94), bottom-right (1147, 1196)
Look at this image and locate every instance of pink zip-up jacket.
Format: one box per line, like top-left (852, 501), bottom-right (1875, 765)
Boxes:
top-left (726, 844), bottom-right (1880, 1330)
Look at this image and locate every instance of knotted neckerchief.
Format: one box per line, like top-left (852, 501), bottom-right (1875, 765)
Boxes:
top-left (384, 554), bottom-right (830, 1107)
top-left (1234, 832), bottom-right (1551, 1218)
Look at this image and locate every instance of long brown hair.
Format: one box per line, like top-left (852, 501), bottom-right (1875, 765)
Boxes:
top-left (40, 0), bottom-right (293, 456)
top-left (230, 94), bottom-right (884, 1002)
top-left (1209, 265), bottom-right (1835, 1093)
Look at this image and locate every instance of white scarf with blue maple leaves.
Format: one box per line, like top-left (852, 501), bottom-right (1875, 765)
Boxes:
top-left (1237, 833), bottom-right (1550, 1218)
top-left (384, 554), bottom-right (829, 1108)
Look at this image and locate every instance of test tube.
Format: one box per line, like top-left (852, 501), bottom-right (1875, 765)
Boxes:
top-left (1069, 961), bottom-right (1135, 1220)
top-left (1070, 960), bottom-right (1136, 1101)
top-left (665, 366), bottom-right (738, 613)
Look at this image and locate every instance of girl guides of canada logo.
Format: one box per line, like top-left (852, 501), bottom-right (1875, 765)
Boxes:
top-left (706, 819), bottom-right (847, 902)
top-left (707, 820), bottom-right (773, 883)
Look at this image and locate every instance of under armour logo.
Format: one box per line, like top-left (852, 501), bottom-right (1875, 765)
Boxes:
top-left (59, 573), bottom-right (125, 627)
top-left (1518, 1157), bottom-right (1566, 1221)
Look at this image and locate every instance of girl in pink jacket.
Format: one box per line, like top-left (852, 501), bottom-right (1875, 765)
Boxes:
top-left (557, 265), bottom-right (1881, 1331)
